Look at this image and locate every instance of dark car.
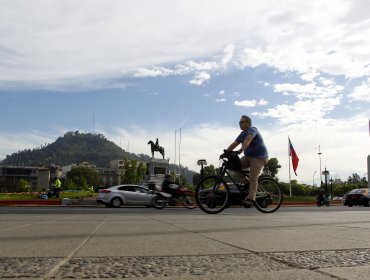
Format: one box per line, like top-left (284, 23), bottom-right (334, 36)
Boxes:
top-left (227, 183), bottom-right (248, 207)
top-left (200, 183), bottom-right (273, 208)
top-left (343, 188), bottom-right (369, 207)
top-left (198, 183), bottom-right (248, 208)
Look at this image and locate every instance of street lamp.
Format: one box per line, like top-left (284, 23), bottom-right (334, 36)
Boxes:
top-left (322, 167), bottom-right (329, 197)
top-left (197, 159), bottom-right (207, 179)
top-left (313, 171), bottom-right (317, 187)
top-left (316, 146), bottom-right (322, 185)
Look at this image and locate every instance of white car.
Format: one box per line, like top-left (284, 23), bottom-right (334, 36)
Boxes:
top-left (97, 184), bottom-right (156, 208)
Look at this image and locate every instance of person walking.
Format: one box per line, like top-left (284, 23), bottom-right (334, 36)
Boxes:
top-left (226, 115), bottom-right (268, 207)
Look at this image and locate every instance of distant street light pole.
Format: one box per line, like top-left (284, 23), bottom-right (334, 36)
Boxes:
top-left (197, 159), bottom-right (207, 179)
top-left (313, 171), bottom-right (317, 187)
top-left (317, 146), bottom-right (322, 186)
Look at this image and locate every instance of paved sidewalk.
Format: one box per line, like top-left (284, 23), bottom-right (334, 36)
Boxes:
top-left (1, 208), bottom-right (370, 279)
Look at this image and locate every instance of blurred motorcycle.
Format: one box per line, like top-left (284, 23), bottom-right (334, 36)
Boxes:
top-left (152, 187), bottom-right (196, 209)
top-left (316, 195), bottom-right (330, 207)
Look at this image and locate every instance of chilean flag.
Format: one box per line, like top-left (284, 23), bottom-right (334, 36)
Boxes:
top-left (289, 137), bottom-right (299, 176)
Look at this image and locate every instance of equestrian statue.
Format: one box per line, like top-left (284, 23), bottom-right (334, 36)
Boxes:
top-left (148, 138), bottom-right (165, 159)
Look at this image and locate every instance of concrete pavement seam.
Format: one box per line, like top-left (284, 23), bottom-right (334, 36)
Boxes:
top-left (143, 215), bottom-right (361, 280)
top-left (143, 215), bottom-right (262, 255)
top-left (43, 216), bottom-right (110, 279)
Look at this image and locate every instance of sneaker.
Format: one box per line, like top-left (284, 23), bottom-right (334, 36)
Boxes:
top-left (242, 199), bottom-right (254, 208)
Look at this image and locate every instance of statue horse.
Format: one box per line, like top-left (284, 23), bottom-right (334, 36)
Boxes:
top-left (148, 140), bottom-right (165, 159)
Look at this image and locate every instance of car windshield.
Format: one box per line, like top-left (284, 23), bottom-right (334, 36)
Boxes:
top-left (349, 189), bottom-right (365, 194)
top-left (135, 186), bottom-right (148, 193)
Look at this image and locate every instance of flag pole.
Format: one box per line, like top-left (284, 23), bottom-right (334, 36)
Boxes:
top-left (288, 136), bottom-right (292, 197)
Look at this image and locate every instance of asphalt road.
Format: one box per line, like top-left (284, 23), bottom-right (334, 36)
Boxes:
top-left (0, 204), bottom-right (368, 215)
top-left (2, 204), bottom-right (370, 279)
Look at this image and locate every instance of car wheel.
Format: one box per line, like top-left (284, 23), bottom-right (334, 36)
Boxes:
top-left (348, 203), bottom-right (353, 207)
top-left (152, 196), bottom-right (166, 209)
top-left (110, 197), bottom-right (122, 208)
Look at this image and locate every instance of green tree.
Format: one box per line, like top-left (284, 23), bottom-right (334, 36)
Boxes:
top-left (64, 179), bottom-right (76, 190)
top-left (122, 159), bottom-right (146, 184)
top-left (192, 164), bottom-right (216, 185)
top-left (67, 167), bottom-right (99, 190)
top-left (347, 173), bottom-right (361, 184)
top-left (18, 179), bottom-right (31, 192)
top-left (263, 157), bottom-right (281, 178)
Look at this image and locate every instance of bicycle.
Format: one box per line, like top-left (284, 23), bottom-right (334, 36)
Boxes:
top-left (195, 150), bottom-right (283, 214)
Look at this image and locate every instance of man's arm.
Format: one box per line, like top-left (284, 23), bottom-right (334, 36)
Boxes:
top-left (239, 135), bottom-right (254, 152)
top-left (227, 140), bottom-right (240, 151)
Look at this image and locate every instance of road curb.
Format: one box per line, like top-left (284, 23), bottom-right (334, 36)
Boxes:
top-left (0, 199), bottom-right (61, 206)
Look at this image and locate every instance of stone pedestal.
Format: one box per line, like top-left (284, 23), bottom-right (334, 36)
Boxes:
top-left (143, 158), bottom-right (170, 191)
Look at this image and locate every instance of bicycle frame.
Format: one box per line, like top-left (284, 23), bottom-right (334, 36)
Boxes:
top-left (216, 159), bottom-right (250, 193)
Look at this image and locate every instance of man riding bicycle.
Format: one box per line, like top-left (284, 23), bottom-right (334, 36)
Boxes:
top-left (226, 115), bottom-right (268, 208)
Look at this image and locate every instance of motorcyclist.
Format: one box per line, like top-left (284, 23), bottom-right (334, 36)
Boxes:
top-left (161, 174), bottom-right (180, 197)
top-left (317, 189), bottom-right (327, 204)
top-left (54, 178), bottom-right (62, 198)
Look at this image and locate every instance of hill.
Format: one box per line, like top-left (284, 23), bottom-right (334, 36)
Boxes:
top-left (0, 131), bottom-right (195, 182)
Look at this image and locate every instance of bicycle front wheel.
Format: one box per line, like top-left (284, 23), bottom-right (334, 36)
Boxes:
top-left (195, 176), bottom-right (230, 214)
top-left (254, 176), bottom-right (283, 213)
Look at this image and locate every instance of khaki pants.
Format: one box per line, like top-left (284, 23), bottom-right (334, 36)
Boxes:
top-left (233, 156), bottom-right (268, 201)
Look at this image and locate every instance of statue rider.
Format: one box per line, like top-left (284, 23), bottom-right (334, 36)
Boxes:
top-left (155, 138), bottom-right (159, 150)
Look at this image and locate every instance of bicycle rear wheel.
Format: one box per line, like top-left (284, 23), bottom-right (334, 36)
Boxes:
top-left (254, 176), bottom-right (283, 213)
top-left (195, 176), bottom-right (230, 214)
top-left (183, 193), bottom-right (196, 209)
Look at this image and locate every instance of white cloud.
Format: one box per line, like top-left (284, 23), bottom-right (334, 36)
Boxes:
top-left (238, 48), bottom-right (274, 68)
top-left (262, 116), bottom-right (369, 184)
top-left (2, 0), bottom-right (370, 89)
top-left (0, 131), bottom-right (55, 161)
top-left (189, 72), bottom-right (211, 86)
top-left (273, 80), bottom-right (344, 99)
top-left (234, 98), bottom-right (268, 107)
top-left (133, 67), bottom-right (173, 78)
top-left (221, 44), bottom-right (235, 66)
top-left (253, 97), bottom-right (341, 124)
top-left (215, 98), bottom-right (226, 102)
top-left (348, 79), bottom-right (370, 102)
top-left (258, 98), bottom-right (268, 106)
top-left (300, 71), bottom-right (319, 81)
top-left (234, 100), bottom-right (257, 107)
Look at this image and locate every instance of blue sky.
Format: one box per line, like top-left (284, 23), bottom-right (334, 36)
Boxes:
top-left (1, 0), bottom-right (369, 184)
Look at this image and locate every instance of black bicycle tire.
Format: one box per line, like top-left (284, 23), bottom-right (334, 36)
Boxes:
top-left (195, 176), bottom-right (230, 214)
top-left (183, 193), bottom-right (196, 209)
top-left (254, 176), bottom-right (283, 213)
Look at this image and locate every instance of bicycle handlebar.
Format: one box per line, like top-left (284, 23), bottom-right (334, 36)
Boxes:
top-left (219, 149), bottom-right (241, 159)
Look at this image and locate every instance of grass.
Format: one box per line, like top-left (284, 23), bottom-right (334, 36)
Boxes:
top-left (283, 196), bottom-right (316, 202)
top-left (0, 191), bottom-right (97, 200)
